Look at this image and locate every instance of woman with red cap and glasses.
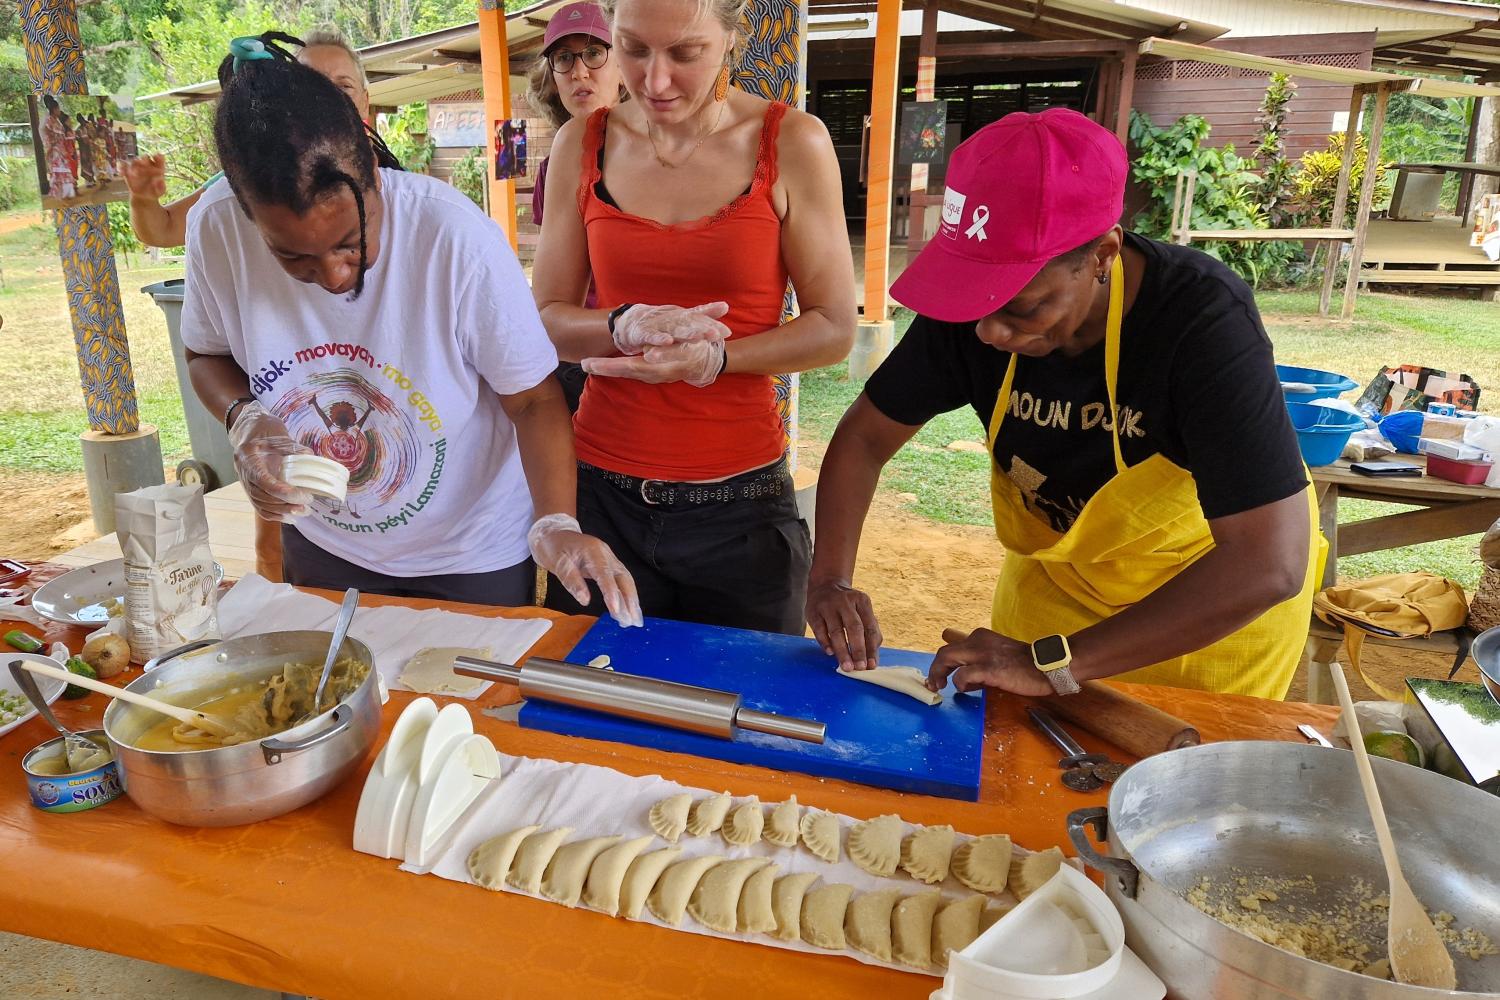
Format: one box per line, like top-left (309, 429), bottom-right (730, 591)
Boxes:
top-left (527, 1), bottom-right (627, 410)
top-left (808, 108), bottom-right (1321, 701)
top-left (531, 0), bottom-right (857, 634)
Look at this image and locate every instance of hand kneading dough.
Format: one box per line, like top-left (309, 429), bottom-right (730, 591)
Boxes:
top-left (848, 814), bottom-right (904, 877)
top-left (506, 827), bottom-right (574, 894)
top-left (647, 854), bottom-right (724, 926)
top-left (619, 846), bottom-right (683, 920)
top-left (900, 825), bottom-right (956, 884)
top-left (400, 646), bottom-right (492, 695)
top-left (541, 835), bottom-right (622, 907)
top-left (466, 824), bottom-right (540, 890)
top-left (1012, 846), bottom-right (1065, 900)
top-left (737, 862), bottom-right (781, 934)
top-left (799, 810), bottom-right (841, 863)
top-left (932, 894), bottom-right (987, 965)
top-left (800, 882), bottom-right (856, 950)
top-left (842, 666), bottom-right (942, 705)
top-left (686, 792), bottom-right (733, 837)
top-left (771, 872), bottom-right (821, 942)
top-left (648, 792), bottom-right (692, 842)
top-left (765, 796), bottom-right (801, 848)
top-left (582, 835), bottom-right (654, 915)
top-left (891, 890), bottom-right (943, 969)
top-left (687, 858), bottom-right (769, 932)
top-left (952, 833), bottom-right (1013, 893)
top-left (721, 798), bottom-right (764, 847)
top-left (845, 888), bottom-right (903, 962)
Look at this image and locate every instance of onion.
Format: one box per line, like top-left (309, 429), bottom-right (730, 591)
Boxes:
top-left (81, 634), bottom-right (131, 679)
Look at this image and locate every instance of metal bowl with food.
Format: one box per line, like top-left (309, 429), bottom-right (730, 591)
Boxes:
top-left (1471, 625), bottom-right (1500, 710)
top-left (103, 631), bottom-right (381, 827)
top-left (1068, 740), bottom-right (1500, 999)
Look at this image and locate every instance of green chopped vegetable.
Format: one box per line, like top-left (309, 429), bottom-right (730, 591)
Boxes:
top-left (3, 630), bottom-right (44, 654)
top-left (61, 656), bottom-right (96, 700)
top-left (0, 689), bottom-right (29, 725)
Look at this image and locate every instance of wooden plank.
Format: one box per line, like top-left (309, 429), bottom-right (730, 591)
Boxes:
top-left (1322, 86), bottom-right (1365, 316)
top-left (934, 39), bottom-right (1128, 58)
top-left (1312, 459), bottom-right (1500, 501)
top-left (862, 0), bottom-right (901, 323)
top-left (1316, 480), bottom-right (1340, 591)
top-left (1362, 270), bottom-right (1500, 285)
top-left (1115, 46), bottom-right (1136, 143)
top-left (1185, 227), bottom-right (1354, 240)
top-left (1338, 498), bottom-right (1500, 555)
top-left (1307, 618), bottom-right (1462, 655)
top-left (1361, 219), bottom-right (1500, 266)
top-left (1343, 83), bottom-right (1390, 319)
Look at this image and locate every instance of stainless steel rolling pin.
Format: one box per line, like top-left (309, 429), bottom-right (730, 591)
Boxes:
top-left (453, 656), bottom-right (826, 744)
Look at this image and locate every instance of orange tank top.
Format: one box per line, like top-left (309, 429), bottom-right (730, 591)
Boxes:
top-left (572, 103), bottom-right (791, 481)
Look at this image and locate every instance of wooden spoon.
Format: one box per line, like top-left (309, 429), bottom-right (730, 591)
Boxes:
top-left (1329, 663), bottom-right (1457, 989)
top-left (17, 659), bottom-right (236, 739)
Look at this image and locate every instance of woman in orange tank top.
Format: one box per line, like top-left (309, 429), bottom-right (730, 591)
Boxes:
top-left (532, 0), bottom-right (857, 634)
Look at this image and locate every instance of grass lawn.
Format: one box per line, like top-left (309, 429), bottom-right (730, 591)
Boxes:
top-left (801, 291), bottom-right (1500, 589)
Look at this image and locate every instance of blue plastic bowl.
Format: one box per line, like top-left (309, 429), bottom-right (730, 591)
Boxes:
top-left (1277, 364), bottom-right (1358, 402)
top-left (1287, 401), bottom-right (1364, 466)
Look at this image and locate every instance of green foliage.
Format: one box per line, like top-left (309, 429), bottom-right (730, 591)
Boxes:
top-left (1128, 110), bottom-right (1302, 287)
top-left (0, 156), bottom-right (41, 212)
top-left (382, 103), bottom-right (435, 173)
top-left (1379, 93), bottom-right (1469, 212)
top-left (1293, 132), bottom-right (1391, 227)
top-left (451, 146), bottom-right (487, 209)
top-left (1253, 73), bottom-right (1298, 229)
top-left (106, 201), bottom-right (144, 262)
top-left (0, 42), bottom-right (31, 123)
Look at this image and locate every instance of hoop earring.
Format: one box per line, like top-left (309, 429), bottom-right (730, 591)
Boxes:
top-left (714, 63), bottom-right (731, 102)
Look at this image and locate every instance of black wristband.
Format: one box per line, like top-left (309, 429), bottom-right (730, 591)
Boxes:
top-left (717, 346), bottom-right (729, 377)
top-left (606, 302), bottom-right (634, 336)
top-left (223, 396), bottom-right (256, 432)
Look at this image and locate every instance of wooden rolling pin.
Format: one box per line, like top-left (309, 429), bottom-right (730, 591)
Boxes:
top-left (1038, 680), bottom-right (1199, 760)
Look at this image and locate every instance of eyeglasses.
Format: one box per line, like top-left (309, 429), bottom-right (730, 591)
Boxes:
top-left (548, 43), bottom-right (610, 74)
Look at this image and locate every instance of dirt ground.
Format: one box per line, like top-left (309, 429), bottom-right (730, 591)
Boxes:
top-left (0, 468), bottom-right (98, 561)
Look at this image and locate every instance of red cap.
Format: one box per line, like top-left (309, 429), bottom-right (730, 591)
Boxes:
top-left (890, 108), bottom-right (1126, 323)
top-left (543, 2), bottom-right (612, 52)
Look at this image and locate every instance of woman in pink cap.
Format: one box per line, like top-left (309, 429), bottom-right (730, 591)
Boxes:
top-left (807, 108), bottom-right (1321, 701)
top-left (527, 1), bottom-right (627, 410)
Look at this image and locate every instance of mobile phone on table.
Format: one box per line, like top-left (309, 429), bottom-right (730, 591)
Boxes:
top-left (1350, 462), bottom-right (1423, 477)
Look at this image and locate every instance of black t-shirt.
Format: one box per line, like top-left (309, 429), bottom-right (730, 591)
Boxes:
top-left (865, 232), bottom-right (1307, 533)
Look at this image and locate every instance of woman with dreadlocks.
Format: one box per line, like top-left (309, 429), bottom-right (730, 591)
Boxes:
top-left (179, 40), bottom-right (642, 622)
top-left (123, 28), bottom-right (401, 248)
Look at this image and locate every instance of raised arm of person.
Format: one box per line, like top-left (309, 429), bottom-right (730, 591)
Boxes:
top-left (122, 155), bottom-right (206, 248)
top-left (805, 394), bottom-right (924, 672)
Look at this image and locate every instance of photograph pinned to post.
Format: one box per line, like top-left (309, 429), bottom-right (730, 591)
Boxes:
top-left (494, 119), bottom-right (528, 181)
top-left (25, 93), bottom-right (138, 209)
top-left (898, 100), bottom-right (948, 166)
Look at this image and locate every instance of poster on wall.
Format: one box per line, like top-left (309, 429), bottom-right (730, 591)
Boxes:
top-left (26, 93), bottom-right (138, 209)
top-left (898, 100), bottom-right (947, 166)
top-left (429, 101), bottom-right (486, 148)
top-left (494, 119), bottom-right (528, 181)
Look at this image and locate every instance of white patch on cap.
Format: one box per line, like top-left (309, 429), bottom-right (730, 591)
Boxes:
top-left (568, 8), bottom-right (583, 17)
top-left (939, 187), bottom-right (967, 240)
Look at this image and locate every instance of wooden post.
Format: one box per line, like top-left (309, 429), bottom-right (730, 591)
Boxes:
top-left (1175, 171), bottom-right (1197, 245)
top-left (1319, 85), bottom-right (1364, 317)
top-left (1458, 96), bottom-right (1484, 228)
top-left (905, 0), bottom-right (940, 251)
top-left (1114, 46), bottom-right (1137, 145)
top-left (19, 0), bottom-right (141, 435)
top-left (478, 0), bottom-right (517, 249)
top-left (1342, 84), bottom-right (1391, 321)
top-left (862, 0), bottom-right (901, 324)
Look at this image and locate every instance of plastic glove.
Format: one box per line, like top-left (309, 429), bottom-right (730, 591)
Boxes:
top-left (528, 513), bottom-right (643, 628)
top-left (228, 400), bottom-right (314, 523)
top-left (611, 301), bottom-right (730, 355)
top-left (122, 154), bottom-right (168, 201)
top-left (581, 338), bottom-right (726, 388)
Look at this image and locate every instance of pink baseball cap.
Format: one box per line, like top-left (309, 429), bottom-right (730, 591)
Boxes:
top-left (543, 2), bottom-right (612, 52)
top-left (890, 108), bottom-right (1127, 323)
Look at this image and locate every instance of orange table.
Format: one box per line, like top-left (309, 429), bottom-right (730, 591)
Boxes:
top-left (0, 573), bottom-right (1338, 999)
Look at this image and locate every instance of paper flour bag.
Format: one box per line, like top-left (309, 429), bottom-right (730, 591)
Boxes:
top-left (115, 484), bottom-right (220, 662)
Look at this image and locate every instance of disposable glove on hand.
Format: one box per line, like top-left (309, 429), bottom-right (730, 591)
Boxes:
top-left (610, 301), bottom-right (730, 355)
top-left (228, 400), bottom-right (314, 523)
top-left (529, 513), bottom-right (644, 628)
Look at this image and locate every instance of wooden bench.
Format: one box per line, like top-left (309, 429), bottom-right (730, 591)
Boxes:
top-left (1302, 618), bottom-right (1464, 704)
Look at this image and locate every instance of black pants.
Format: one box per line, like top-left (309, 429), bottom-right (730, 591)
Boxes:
top-left (281, 525), bottom-right (536, 606)
top-left (545, 462), bottom-right (811, 635)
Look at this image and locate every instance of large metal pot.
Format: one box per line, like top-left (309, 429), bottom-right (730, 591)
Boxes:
top-left (1067, 741), bottom-right (1500, 999)
top-left (103, 631), bottom-right (380, 827)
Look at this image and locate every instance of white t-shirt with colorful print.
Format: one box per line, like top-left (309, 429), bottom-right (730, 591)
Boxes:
top-left (182, 167), bottom-right (558, 577)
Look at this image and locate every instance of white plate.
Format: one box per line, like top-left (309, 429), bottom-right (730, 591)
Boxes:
top-left (0, 654), bottom-right (68, 740)
top-left (31, 559), bottom-right (225, 627)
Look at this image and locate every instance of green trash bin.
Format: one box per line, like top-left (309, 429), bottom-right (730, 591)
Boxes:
top-left (141, 278), bottom-right (238, 491)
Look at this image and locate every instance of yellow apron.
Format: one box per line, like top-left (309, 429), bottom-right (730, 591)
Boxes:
top-left (985, 256), bottom-right (1324, 699)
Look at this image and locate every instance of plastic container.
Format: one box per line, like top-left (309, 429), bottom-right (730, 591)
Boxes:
top-left (1287, 401), bottom-right (1364, 467)
top-left (1427, 453), bottom-right (1494, 485)
top-left (142, 279), bottom-right (238, 490)
top-left (1276, 364), bottom-right (1358, 402)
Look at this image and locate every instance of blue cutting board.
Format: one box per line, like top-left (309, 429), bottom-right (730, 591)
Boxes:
top-left (520, 616), bottom-right (986, 801)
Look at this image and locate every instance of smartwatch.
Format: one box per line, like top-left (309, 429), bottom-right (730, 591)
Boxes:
top-left (1031, 633), bottom-right (1080, 695)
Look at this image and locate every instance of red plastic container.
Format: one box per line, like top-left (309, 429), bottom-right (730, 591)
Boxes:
top-left (1427, 453), bottom-right (1494, 485)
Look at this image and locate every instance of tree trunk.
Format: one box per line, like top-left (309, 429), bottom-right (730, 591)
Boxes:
top-left (1476, 96), bottom-right (1499, 201)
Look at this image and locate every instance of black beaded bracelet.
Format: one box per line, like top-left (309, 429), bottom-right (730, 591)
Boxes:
top-left (223, 396), bottom-right (256, 432)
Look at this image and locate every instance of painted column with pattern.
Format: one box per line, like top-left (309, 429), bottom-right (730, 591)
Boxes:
top-left (734, 0), bottom-right (805, 470)
top-left (20, 0), bottom-right (141, 434)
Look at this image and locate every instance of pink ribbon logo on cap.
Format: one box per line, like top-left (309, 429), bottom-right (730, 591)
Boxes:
top-left (965, 205), bottom-right (990, 242)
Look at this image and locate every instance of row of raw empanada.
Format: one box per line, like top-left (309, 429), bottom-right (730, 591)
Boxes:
top-left (647, 791), bottom-right (831, 854)
top-left (464, 822), bottom-right (1021, 970)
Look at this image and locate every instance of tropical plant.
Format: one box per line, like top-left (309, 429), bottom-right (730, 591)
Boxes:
top-left (382, 102), bottom-right (435, 173)
top-left (451, 145), bottom-right (487, 209)
top-left (0, 156), bottom-right (41, 212)
top-left (1253, 73), bottom-right (1298, 229)
top-left (106, 200), bottom-right (144, 263)
top-left (1292, 132), bottom-right (1392, 227)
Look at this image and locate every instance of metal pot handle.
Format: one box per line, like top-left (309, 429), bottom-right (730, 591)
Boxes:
top-left (142, 638), bottom-right (221, 672)
top-left (260, 704), bottom-right (352, 765)
top-left (1066, 806), bottom-right (1140, 899)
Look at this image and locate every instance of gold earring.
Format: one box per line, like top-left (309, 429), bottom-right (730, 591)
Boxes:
top-left (714, 63), bottom-right (731, 102)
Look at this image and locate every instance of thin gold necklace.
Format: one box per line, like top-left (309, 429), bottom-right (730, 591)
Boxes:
top-left (648, 97), bottom-right (728, 169)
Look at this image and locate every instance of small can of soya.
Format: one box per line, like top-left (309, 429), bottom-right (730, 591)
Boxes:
top-left (22, 730), bottom-right (124, 813)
